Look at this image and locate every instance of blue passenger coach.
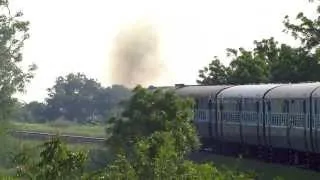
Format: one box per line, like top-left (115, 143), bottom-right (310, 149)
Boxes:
top-left (172, 82), bottom-right (320, 168)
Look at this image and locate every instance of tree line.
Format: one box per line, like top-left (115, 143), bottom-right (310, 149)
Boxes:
top-left (197, 3), bottom-right (320, 85)
top-left (12, 73), bottom-right (132, 124)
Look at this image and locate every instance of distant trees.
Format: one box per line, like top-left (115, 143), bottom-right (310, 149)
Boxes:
top-left (12, 101), bottom-right (46, 123)
top-left (13, 73), bottom-right (132, 124)
top-left (197, 2), bottom-right (320, 85)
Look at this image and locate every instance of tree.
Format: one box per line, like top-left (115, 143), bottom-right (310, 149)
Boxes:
top-left (197, 46), bottom-right (270, 85)
top-left (93, 84), bottom-right (132, 121)
top-left (197, 57), bottom-right (231, 85)
top-left (227, 48), bottom-right (269, 84)
top-left (13, 101), bottom-right (47, 122)
top-left (198, 0), bottom-right (320, 86)
top-left (0, 0), bottom-right (36, 121)
top-left (283, 0), bottom-right (320, 50)
top-left (198, 37), bottom-right (320, 85)
top-left (44, 73), bottom-right (131, 123)
top-left (105, 85), bottom-right (200, 156)
top-left (45, 73), bottom-right (102, 122)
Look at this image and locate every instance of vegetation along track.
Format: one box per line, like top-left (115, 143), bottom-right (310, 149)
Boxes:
top-left (7, 130), bottom-right (320, 175)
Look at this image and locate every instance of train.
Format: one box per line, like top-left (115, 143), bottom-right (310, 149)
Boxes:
top-left (155, 82), bottom-right (320, 169)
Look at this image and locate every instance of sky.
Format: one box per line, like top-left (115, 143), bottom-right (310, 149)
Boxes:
top-left (9, 0), bottom-right (315, 103)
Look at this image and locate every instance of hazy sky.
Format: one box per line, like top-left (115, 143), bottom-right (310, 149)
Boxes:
top-left (9, 0), bottom-right (314, 102)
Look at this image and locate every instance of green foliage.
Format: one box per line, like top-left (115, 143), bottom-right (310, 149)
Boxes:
top-left (0, 0), bottom-right (36, 121)
top-left (106, 85), bottom-right (200, 156)
top-left (92, 131), bottom-right (255, 180)
top-left (227, 47), bottom-right (269, 84)
top-left (198, 1), bottom-right (320, 85)
top-left (197, 57), bottom-right (231, 85)
top-left (198, 37), bottom-right (320, 85)
top-left (14, 137), bottom-right (87, 180)
top-left (283, 0), bottom-right (320, 50)
top-left (11, 101), bottom-right (47, 123)
top-left (44, 73), bottom-right (131, 123)
top-left (88, 154), bottom-right (138, 180)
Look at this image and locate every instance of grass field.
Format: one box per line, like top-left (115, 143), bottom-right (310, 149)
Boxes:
top-left (0, 138), bottom-right (104, 176)
top-left (12, 121), bottom-right (106, 138)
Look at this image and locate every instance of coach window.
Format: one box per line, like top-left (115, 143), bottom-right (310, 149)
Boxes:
top-left (256, 101), bottom-right (260, 112)
top-left (282, 100), bottom-right (289, 113)
top-left (267, 101), bottom-right (271, 113)
top-left (281, 100), bottom-right (289, 126)
top-left (202, 98), bottom-right (208, 121)
top-left (208, 99), bottom-right (213, 118)
top-left (243, 98), bottom-right (252, 111)
top-left (300, 100), bottom-right (306, 128)
top-left (233, 100), bottom-right (241, 123)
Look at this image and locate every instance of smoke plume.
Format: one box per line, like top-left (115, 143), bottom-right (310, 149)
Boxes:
top-left (109, 20), bottom-right (164, 87)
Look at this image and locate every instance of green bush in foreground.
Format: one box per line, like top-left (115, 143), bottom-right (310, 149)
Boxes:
top-left (12, 135), bottom-right (257, 180)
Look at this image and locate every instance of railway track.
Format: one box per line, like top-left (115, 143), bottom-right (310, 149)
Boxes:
top-left (9, 130), bottom-right (107, 144)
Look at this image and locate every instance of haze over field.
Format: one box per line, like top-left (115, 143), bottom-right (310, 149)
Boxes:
top-left (9, 0), bottom-right (314, 102)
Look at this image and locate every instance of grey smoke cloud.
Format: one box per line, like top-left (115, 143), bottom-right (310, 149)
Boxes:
top-left (109, 20), bottom-right (164, 88)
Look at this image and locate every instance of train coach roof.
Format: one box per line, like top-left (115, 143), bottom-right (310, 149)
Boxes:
top-left (175, 85), bottom-right (231, 98)
top-left (265, 82), bottom-right (320, 99)
top-left (217, 84), bottom-right (282, 98)
top-left (147, 86), bottom-right (176, 92)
